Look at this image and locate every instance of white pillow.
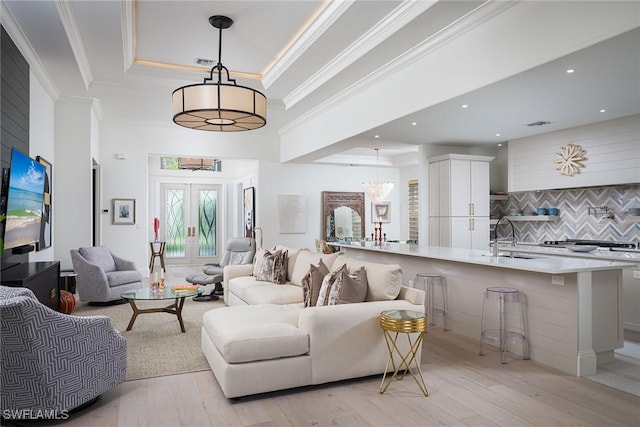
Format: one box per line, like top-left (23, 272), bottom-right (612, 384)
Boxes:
top-left (290, 251), bottom-right (343, 287)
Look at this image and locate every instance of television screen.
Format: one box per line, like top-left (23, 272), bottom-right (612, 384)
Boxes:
top-left (3, 149), bottom-right (46, 250)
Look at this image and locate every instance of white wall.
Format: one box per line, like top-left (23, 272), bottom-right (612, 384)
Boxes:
top-left (53, 98), bottom-right (97, 269)
top-left (99, 120), bottom-right (276, 272)
top-left (257, 160), bottom-right (400, 250)
top-left (28, 70), bottom-right (55, 263)
top-left (508, 114), bottom-right (640, 192)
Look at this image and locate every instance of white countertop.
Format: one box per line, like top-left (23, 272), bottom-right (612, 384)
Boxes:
top-left (500, 244), bottom-right (640, 264)
top-left (329, 242), bottom-right (638, 274)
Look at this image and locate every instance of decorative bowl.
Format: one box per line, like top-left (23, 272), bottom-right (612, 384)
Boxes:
top-left (537, 208), bottom-right (547, 215)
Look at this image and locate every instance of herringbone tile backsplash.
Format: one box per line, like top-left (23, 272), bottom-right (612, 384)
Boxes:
top-left (491, 184), bottom-right (640, 244)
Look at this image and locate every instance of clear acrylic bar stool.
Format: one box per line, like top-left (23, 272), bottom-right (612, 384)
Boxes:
top-left (479, 287), bottom-right (529, 364)
top-left (414, 273), bottom-right (448, 330)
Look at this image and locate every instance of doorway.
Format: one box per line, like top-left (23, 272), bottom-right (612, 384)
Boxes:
top-left (161, 183), bottom-right (221, 266)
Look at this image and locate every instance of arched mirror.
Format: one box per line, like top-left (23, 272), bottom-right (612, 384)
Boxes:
top-left (322, 191), bottom-right (365, 241)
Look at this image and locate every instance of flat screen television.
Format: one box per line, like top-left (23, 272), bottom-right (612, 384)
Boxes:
top-left (2, 148), bottom-right (46, 251)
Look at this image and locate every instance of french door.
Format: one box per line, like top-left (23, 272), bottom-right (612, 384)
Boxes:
top-left (161, 183), bottom-right (221, 266)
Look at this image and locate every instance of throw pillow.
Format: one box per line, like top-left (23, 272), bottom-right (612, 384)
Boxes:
top-left (301, 259), bottom-right (329, 307)
top-left (336, 266), bottom-right (368, 304)
top-left (272, 249), bottom-right (288, 284)
top-left (316, 263), bottom-right (348, 306)
top-left (323, 266), bottom-right (368, 305)
top-left (253, 248), bottom-right (274, 281)
top-left (228, 251), bottom-right (244, 265)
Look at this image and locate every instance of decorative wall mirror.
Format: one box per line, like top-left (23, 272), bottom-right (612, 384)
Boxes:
top-left (322, 191), bottom-right (365, 241)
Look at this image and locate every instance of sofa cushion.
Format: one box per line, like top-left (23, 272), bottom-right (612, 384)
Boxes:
top-left (302, 259), bottom-right (329, 308)
top-left (106, 271), bottom-right (142, 287)
top-left (290, 251), bottom-right (343, 287)
top-left (202, 305), bottom-right (308, 363)
top-left (79, 247), bottom-right (116, 272)
top-left (229, 276), bottom-right (303, 305)
top-left (342, 257), bottom-right (402, 301)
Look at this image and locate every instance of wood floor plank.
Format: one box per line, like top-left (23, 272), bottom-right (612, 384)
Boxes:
top-left (29, 323), bottom-right (639, 427)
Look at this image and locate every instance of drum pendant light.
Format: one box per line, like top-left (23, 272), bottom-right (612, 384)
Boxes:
top-left (172, 15), bottom-right (267, 132)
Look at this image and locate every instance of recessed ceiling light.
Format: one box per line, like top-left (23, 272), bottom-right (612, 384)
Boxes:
top-left (566, 69), bottom-right (575, 74)
top-left (600, 109), bottom-right (606, 113)
top-left (462, 104), bottom-right (468, 109)
top-left (498, 143), bottom-right (503, 147)
top-left (374, 135), bottom-right (379, 138)
top-left (495, 133), bottom-right (501, 137)
top-left (411, 122), bottom-right (417, 126)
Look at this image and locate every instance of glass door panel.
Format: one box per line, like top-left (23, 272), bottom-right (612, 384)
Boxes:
top-left (162, 183), bottom-right (220, 266)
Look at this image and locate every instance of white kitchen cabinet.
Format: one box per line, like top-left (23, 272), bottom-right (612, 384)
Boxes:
top-left (428, 154), bottom-right (493, 250)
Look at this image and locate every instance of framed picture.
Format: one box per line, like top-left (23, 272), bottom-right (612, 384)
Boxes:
top-left (243, 187), bottom-right (255, 237)
top-left (371, 201), bottom-right (390, 223)
top-left (113, 198), bottom-right (136, 225)
top-left (36, 156), bottom-right (52, 250)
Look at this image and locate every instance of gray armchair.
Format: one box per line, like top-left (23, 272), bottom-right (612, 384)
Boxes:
top-left (0, 286), bottom-right (126, 416)
top-left (188, 237), bottom-right (255, 301)
top-left (70, 246), bottom-right (142, 304)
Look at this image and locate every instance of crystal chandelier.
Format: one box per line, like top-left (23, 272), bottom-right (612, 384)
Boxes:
top-left (362, 148), bottom-right (394, 202)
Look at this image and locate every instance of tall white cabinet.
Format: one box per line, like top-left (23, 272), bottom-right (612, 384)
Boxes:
top-left (428, 154), bottom-right (494, 250)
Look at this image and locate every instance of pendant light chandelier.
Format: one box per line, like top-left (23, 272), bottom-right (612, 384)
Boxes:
top-left (362, 148), bottom-right (394, 202)
top-left (172, 15), bottom-right (267, 132)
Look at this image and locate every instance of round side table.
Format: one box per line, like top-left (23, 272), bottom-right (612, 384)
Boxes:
top-left (379, 309), bottom-right (429, 396)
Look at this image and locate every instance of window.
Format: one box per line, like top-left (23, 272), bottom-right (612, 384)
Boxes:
top-left (408, 179), bottom-right (419, 241)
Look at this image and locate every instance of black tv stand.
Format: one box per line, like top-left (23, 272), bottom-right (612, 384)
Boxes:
top-left (1, 261), bottom-right (60, 310)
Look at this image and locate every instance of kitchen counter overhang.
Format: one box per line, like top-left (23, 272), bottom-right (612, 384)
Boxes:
top-left (329, 242), bottom-right (634, 377)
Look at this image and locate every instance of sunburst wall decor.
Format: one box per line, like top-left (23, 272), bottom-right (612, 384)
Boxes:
top-left (554, 143), bottom-right (587, 176)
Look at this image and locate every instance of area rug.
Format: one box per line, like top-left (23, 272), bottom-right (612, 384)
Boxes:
top-left (73, 296), bottom-right (225, 381)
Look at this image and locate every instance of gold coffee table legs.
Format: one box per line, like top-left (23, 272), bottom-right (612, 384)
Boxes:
top-left (379, 329), bottom-right (429, 396)
top-left (379, 309), bottom-right (429, 396)
top-left (125, 296), bottom-right (188, 333)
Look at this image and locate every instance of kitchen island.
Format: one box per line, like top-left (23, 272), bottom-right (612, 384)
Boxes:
top-left (329, 242), bottom-right (638, 377)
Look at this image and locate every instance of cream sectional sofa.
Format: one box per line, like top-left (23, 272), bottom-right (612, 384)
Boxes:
top-left (202, 247), bottom-right (426, 398)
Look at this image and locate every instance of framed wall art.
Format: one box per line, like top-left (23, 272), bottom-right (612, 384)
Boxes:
top-left (371, 201), bottom-right (390, 223)
top-left (36, 156), bottom-right (52, 249)
top-left (113, 198), bottom-right (136, 225)
top-left (243, 187), bottom-right (255, 237)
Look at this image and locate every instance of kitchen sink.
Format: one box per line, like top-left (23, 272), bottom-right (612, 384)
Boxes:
top-left (481, 253), bottom-right (539, 260)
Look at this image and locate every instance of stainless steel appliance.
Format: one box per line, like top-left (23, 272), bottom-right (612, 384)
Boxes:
top-left (540, 239), bottom-right (637, 250)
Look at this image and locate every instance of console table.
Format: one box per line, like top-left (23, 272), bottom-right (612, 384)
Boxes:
top-left (1, 261), bottom-right (61, 310)
top-left (149, 241), bottom-right (166, 273)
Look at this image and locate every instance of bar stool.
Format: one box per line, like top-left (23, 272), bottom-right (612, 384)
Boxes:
top-left (479, 287), bottom-right (529, 364)
top-left (414, 273), bottom-right (448, 330)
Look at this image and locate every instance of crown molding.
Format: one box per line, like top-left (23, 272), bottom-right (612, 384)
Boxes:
top-left (280, 0), bottom-right (517, 135)
top-left (55, 0), bottom-right (93, 90)
top-left (122, 0), bottom-right (135, 72)
top-left (1, 2), bottom-right (60, 101)
top-left (261, 0), bottom-right (352, 89)
top-left (283, 0), bottom-right (437, 109)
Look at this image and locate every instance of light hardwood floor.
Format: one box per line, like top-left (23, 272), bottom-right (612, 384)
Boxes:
top-left (28, 325), bottom-right (639, 427)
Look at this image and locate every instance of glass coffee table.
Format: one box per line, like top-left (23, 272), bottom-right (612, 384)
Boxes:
top-left (120, 287), bottom-right (200, 333)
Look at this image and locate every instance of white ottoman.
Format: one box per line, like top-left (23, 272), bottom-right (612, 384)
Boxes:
top-left (201, 305), bottom-right (312, 398)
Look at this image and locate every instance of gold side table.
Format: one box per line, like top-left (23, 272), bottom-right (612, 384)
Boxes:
top-left (379, 309), bottom-right (428, 396)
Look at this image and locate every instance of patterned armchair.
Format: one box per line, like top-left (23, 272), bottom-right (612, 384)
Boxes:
top-left (0, 286), bottom-right (126, 416)
top-left (70, 246), bottom-right (142, 303)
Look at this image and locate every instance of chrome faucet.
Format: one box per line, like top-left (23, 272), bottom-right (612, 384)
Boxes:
top-left (491, 216), bottom-right (516, 256)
